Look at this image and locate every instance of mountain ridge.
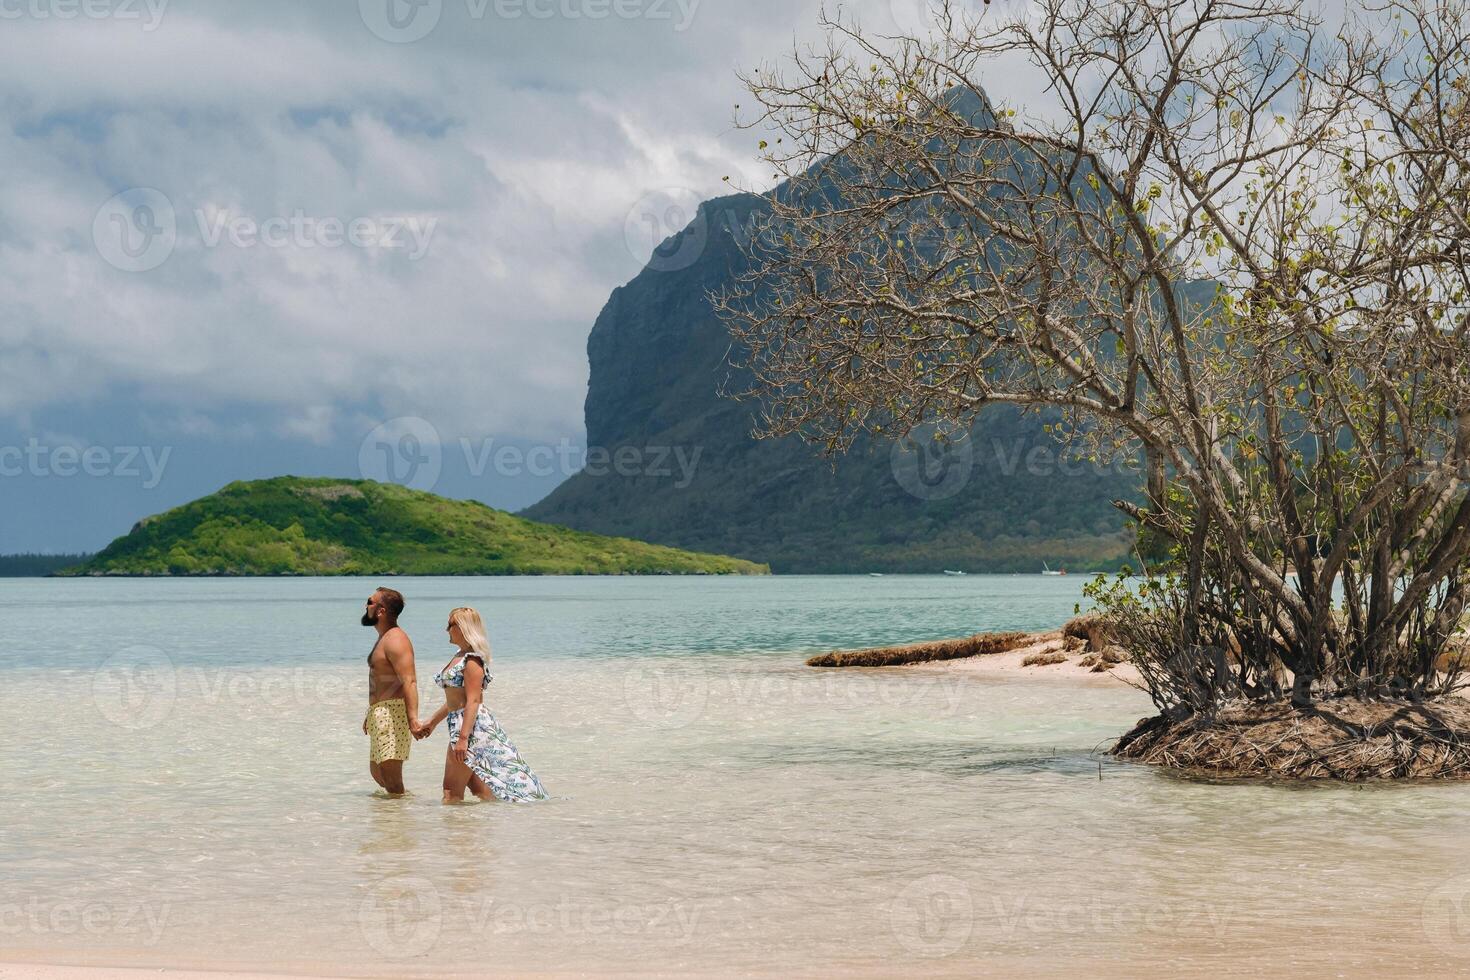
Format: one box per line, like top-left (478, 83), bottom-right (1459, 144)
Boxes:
top-left (524, 84), bottom-right (1170, 572)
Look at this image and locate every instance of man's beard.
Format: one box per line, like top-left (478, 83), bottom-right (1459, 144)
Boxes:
top-left (361, 611), bottom-right (378, 627)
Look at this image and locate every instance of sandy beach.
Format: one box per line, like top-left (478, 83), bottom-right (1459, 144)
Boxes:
top-left (0, 966), bottom-right (338, 980)
top-left (0, 960), bottom-right (1096, 980)
top-left (899, 628), bottom-right (1143, 686)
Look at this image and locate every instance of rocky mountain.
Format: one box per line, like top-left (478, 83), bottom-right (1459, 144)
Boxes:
top-left (525, 88), bottom-right (1156, 573)
top-left (525, 233), bottom-right (1145, 573)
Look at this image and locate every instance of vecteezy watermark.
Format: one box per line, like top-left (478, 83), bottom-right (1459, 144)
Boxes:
top-left (978, 892), bottom-right (1239, 940)
top-left (359, 878), bottom-right (702, 960)
top-left (91, 646), bottom-right (179, 731)
top-left (358, 0), bottom-right (442, 43)
top-left (890, 423), bottom-right (975, 501)
top-left (621, 663), bottom-right (711, 729)
top-left (621, 662), bottom-right (971, 729)
top-left (624, 187), bottom-right (709, 273)
top-left (0, 898), bottom-right (171, 946)
top-left (357, 416), bottom-right (705, 493)
top-left (890, 874), bottom-right (975, 958)
top-left (0, 439), bottom-right (171, 488)
top-left (358, 0), bottom-right (700, 43)
top-left (358, 417), bottom-right (444, 493)
top-left (93, 187), bottom-right (177, 273)
top-left (461, 439), bottom-right (703, 488)
top-left (888, 0), bottom-right (949, 35)
top-left (889, 877), bottom-right (1242, 958)
top-left (0, 0), bottom-right (168, 29)
top-left (195, 207), bottom-right (437, 261)
top-left (90, 648), bottom-right (376, 732)
top-left (987, 440), bottom-right (1139, 479)
top-left (359, 877), bottom-right (443, 958)
top-left (888, 0), bottom-right (1031, 37)
top-left (1423, 874), bottom-right (1470, 958)
top-left (93, 190), bottom-right (439, 272)
top-left (622, 188), bottom-right (763, 274)
top-left (890, 428), bottom-right (1142, 501)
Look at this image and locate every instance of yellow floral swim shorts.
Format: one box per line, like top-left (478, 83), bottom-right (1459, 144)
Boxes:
top-left (366, 699), bottom-right (411, 764)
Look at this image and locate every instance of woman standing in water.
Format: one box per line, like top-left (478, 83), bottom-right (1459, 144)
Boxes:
top-left (416, 607), bottom-right (549, 804)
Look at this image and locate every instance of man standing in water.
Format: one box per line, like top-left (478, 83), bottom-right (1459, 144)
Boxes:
top-left (362, 587), bottom-right (420, 796)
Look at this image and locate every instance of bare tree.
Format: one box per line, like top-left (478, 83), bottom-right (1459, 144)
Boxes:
top-left (714, 0), bottom-right (1470, 710)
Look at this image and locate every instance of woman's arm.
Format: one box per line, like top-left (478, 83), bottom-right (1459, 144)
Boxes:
top-left (416, 703), bottom-right (449, 739)
top-left (454, 657), bottom-right (487, 763)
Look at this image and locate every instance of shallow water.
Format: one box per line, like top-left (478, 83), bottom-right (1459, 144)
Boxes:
top-left (5, 576), bottom-right (1470, 977)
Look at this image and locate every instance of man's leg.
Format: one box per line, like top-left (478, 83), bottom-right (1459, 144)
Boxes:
top-left (369, 761), bottom-right (387, 789)
top-left (378, 760), bottom-right (406, 795)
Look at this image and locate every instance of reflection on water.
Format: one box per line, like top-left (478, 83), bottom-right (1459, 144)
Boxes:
top-left (4, 576), bottom-right (1470, 976)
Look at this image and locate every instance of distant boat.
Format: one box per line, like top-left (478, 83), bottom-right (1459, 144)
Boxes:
top-left (942, 569), bottom-right (967, 576)
top-left (1042, 563), bottom-right (1066, 576)
top-left (868, 572), bottom-right (885, 577)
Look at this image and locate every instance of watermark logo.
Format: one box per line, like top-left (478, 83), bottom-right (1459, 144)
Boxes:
top-left (624, 187), bottom-right (708, 273)
top-left (621, 663), bottom-right (709, 729)
top-left (0, 898), bottom-right (171, 945)
top-left (359, 416), bottom-right (443, 492)
top-left (888, 0), bottom-right (950, 35)
top-left (359, 0), bottom-right (442, 42)
top-left (0, 0), bottom-right (169, 30)
top-left (619, 667), bottom-right (969, 728)
top-left (359, 877), bottom-right (442, 958)
top-left (358, 885), bottom-right (701, 950)
top-left (0, 439), bottom-right (171, 488)
top-left (1423, 874), bottom-right (1470, 957)
top-left (460, 439), bottom-right (703, 488)
top-left (890, 874), bottom-right (974, 958)
top-left (359, 0), bottom-right (700, 40)
top-left (91, 645), bottom-right (177, 731)
top-left (94, 190), bottom-right (438, 271)
top-left (890, 423), bottom-right (974, 501)
top-left (91, 665), bottom-right (364, 728)
top-left (195, 208), bottom-right (438, 260)
top-left (888, 1), bottom-right (1033, 39)
top-left (93, 187), bottom-right (177, 273)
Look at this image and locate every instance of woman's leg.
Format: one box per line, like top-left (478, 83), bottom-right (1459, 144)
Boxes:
top-left (467, 773), bottom-right (497, 802)
top-left (442, 750), bottom-right (474, 804)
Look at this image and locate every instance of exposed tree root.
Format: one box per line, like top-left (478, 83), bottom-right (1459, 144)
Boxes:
top-left (1113, 698), bottom-right (1470, 780)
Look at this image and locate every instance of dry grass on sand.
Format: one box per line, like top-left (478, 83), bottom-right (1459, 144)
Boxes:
top-left (1114, 697), bottom-right (1470, 779)
top-left (806, 630), bottom-right (1028, 667)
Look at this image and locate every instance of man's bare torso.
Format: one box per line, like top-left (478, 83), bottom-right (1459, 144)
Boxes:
top-left (368, 627), bottom-right (410, 704)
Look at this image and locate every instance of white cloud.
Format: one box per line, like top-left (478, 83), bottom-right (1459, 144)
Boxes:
top-left (0, 0), bottom-right (975, 449)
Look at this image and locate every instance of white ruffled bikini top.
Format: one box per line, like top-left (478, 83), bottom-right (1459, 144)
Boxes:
top-left (434, 652), bottom-right (492, 691)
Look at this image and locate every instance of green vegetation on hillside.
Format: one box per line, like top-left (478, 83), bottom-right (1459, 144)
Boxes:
top-left (66, 477), bottom-right (769, 577)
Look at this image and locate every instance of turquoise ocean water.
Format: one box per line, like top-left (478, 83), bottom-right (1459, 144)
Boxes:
top-left (4, 575), bottom-right (1470, 976)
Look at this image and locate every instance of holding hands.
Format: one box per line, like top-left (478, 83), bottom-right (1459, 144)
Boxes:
top-left (412, 718), bottom-right (437, 741)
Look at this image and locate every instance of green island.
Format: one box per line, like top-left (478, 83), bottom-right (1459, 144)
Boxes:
top-left (61, 477), bottom-right (769, 577)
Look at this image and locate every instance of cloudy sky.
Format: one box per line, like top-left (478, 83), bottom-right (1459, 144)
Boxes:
top-left (0, 0), bottom-right (1004, 552)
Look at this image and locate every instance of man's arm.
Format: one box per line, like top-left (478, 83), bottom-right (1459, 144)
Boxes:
top-left (385, 631), bottom-right (420, 729)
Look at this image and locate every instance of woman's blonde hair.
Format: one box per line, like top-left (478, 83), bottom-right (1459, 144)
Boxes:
top-left (449, 607), bottom-right (493, 662)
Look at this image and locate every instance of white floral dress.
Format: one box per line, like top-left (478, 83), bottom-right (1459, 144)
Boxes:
top-left (434, 653), bottom-right (548, 803)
